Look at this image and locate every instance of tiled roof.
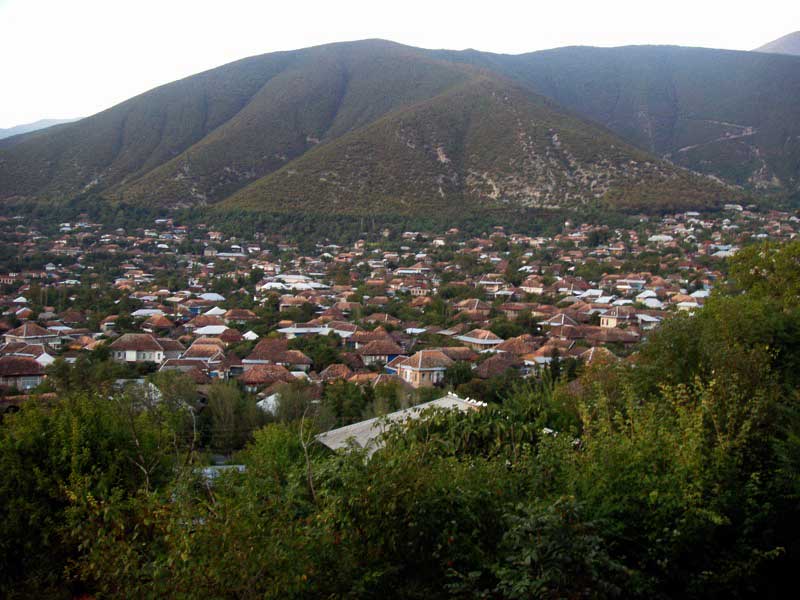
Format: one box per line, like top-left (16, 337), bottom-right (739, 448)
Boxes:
top-left (461, 328), bottom-right (502, 342)
top-left (350, 327), bottom-right (389, 344)
top-left (0, 355), bottom-right (44, 376)
top-left (144, 315), bottom-right (174, 328)
top-left (246, 339), bottom-right (312, 365)
top-left (284, 349), bottom-right (313, 365)
top-left (219, 328), bottom-right (244, 344)
top-left (5, 322), bottom-right (52, 338)
top-left (580, 346), bottom-right (617, 364)
top-left (542, 313), bottom-right (580, 327)
top-left (320, 363), bottom-right (353, 381)
top-left (224, 308), bottom-right (257, 320)
top-left (475, 353), bottom-right (521, 379)
top-left (583, 326), bottom-right (639, 344)
top-left (358, 339), bottom-right (404, 356)
top-left (348, 372), bottom-right (379, 384)
top-left (364, 313), bottom-right (401, 324)
top-left (436, 346), bottom-right (479, 362)
top-left (182, 344), bottom-right (224, 359)
top-left (456, 298), bottom-right (490, 311)
top-left (108, 333), bottom-right (163, 352)
top-left (398, 349), bottom-right (453, 370)
top-left (494, 334), bottom-right (541, 356)
top-left (191, 337), bottom-right (225, 349)
top-left (187, 315), bottom-right (225, 328)
top-left (240, 364), bottom-right (295, 385)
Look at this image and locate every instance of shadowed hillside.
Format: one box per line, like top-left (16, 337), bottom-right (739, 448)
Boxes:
top-left (224, 75), bottom-right (731, 215)
top-left (435, 45), bottom-right (800, 194)
top-left (3, 39), bottom-right (795, 215)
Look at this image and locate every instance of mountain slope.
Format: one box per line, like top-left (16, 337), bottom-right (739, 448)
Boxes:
top-left (115, 42), bottom-right (471, 206)
top-left (0, 41), bottom-right (472, 206)
top-left (223, 76), bottom-right (730, 215)
top-left (0, 51), bottom-right (294, 199)
top-left (754, 32), bottom-right (800, 56)
top-left (434, 45), bottom-right (800, 194)
top-left (0, 39), bottom-right (788, 215)
top-left (0, 118), bottom-right (80, 141)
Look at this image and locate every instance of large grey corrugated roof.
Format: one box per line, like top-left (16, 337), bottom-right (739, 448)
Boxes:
top-left (315, 393), bottom-right (484, 455)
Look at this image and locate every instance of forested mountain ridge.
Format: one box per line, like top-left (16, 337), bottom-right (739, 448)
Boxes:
top-left (224, 74), bottom-right (729, 214)
top-left (0, 41), bottom-right (473, 207)
top-left (4, 39), bottom-right (799, 214)
top-left (434, 44), bottom-right (800, 195)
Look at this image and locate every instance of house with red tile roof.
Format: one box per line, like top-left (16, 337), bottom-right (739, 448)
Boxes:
top-left (0, 355), bottom-right (45, 390)
top-left (108, 333), bottom-right (166, 363)
top-left (3, 322), bottom-right (60, 348)
top-left (243, 338), bottom-right (312, 372)
top-left (397, 349), bottom-right (453, 388)
top-left (357, 338), bottom-right (405, 366)
top-left (320, 363), bottom-right (353, 382)
top-left (239, 364), bottom-right (295, 393)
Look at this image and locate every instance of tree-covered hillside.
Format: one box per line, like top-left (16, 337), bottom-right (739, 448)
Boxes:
top-left (0, 41), bottom-right (472, 206)
top-left (438, 45), bottom-right (800, 195)
top-left (3, 40), bottom-right (786, 216)
top-left (224, 75), bottom-right (731, 215)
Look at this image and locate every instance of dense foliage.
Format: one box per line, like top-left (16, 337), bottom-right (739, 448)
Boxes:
top-left (2, 241), bottom-right (800, 598)
top-left (0, 192), bottom-right (639, 249)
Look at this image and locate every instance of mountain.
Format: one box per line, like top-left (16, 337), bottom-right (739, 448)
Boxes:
top-left (434, 45), bottom-right (800, 194)
top-left (754, 32), bottom-right (800, 56)
top-left (114, 41), bottom-right (474, 207)
top-left (0, 118), bottom-right (80, 141)
top-left (4, 39), bottom-right (796, 217)
top-left (0, 41), bottom-right (474, 208)
top-left (225, 75), bottom-right (727, 215)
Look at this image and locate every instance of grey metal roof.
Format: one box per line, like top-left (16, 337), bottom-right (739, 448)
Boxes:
top-left (315, 393), bottom-right (484, 455)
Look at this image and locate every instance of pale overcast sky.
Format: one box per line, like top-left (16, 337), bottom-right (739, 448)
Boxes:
top-left (0, 0), bottom-right (797, 128)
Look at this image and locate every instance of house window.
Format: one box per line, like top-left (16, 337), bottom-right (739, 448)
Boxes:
top-left (21, 376), bottom-right (40, 389)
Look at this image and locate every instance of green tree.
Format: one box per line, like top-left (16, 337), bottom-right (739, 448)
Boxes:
top-left (729, 240), bottom-right (800, 309)
top-left (444, 361), bottom-right (474, 388)
top-left (205, 381), bottom-right (261, 454)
